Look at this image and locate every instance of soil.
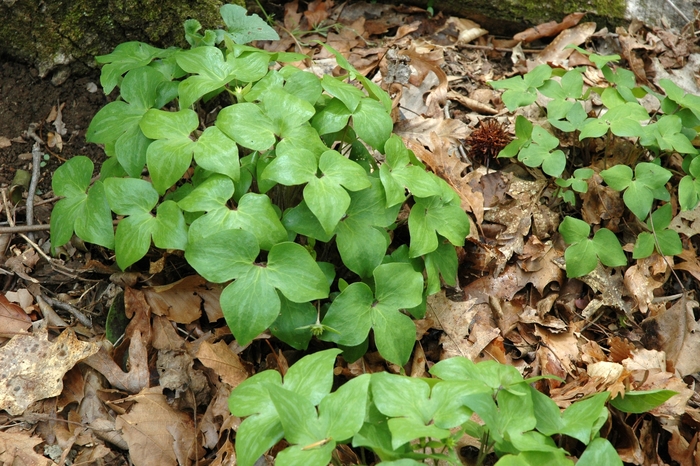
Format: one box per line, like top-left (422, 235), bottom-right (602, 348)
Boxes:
top-left (0, 59), bottom-right (108, 197)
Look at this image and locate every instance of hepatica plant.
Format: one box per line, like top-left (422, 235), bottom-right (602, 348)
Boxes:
top-left (49, 4), bottom-right (470, 366)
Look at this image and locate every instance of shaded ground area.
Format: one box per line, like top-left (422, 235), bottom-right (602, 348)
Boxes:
top-left (0, 59), bottom-right (107, 196)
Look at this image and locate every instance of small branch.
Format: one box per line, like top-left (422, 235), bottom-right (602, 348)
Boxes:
top-left (0, 224), bottom-right (51, 234)
top-left (40, 294), bottom-right (93, 328)
top-left (25, 124), bottom-right (44, 242)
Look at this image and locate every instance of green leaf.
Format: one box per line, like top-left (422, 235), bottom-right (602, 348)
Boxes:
top-left (104, 177), bottom-right (158, 216)
top-left (560, 392), bottom-right (609, 444)
top-left (185, 228), bottom-right (259, 282)
top-left (321, 374), bottom-right (370, 440)
top-left (353, 97), bottom-right (393, 150)
top-left (320, 282), bottom-right (374, 346)
top-left (52, 155), bottom-right (92, 198)
top-left (408, 196), bottom-right (469, 257)
top-left (633, 232), bottom-right (655, 259)
top-left (283, 348), bottom-right (342, 405)
top-left (262, 89), bottom-right (316, 136)
top-left (321, 75), bottom-right (365, 112)
top-left (113, 212), bottom-right (155, 269)
top-left (577, 438), bottom-right (623, 466)
top-left (219, 4), bottom-right (280, 43)
top-left (96, 41), bottom-right (168, 94)
top-left (221, 267), bottom-right (279, 344)
top-left (267, 384), bottom-right (319, 446)
top-left (216, 102), bottom-right (277, 151)
top-left (579, 118), bottom-right (609, 139)
top-left (559, 216), bottom-right (590, 244)
top-left (311, 97), bottom-right (352, 135)
top-left (266, 242), bottom-right (330, 303)
top-left (609, 389), bottom-right (677, 414)
top-left (371, 372), bottom-right (434, 422)
top-left (591, 228), bottom-right (627, 267)
top-left (74, 181), bottom-right (116, 249)
top-left (194, 126), bottom-right (240, 181)
top-left (262, 145), bottom-right (317, 186)
top-left (140, 108), bottom-right (198, 140)
top-left (373, 306), bottom-right (417, 366)
top-left (152, 200), bottom-right (188, 250)
top-left (655, 228), bottom-right (682, 256)
top-left (600, 165), bottom-right (633, 191)
top-left (270, 293), bottom-right (316, 350)
top-left (304, 176), bottom-right (351, 234)
top-left (147, 138), bottom-right (197, 194)
top-left (229, 371), bottom-right (284, 466)
top-left (563, 240), bottom-right (598, 278)
top-left (320, 150), bottom-right (371, 192)
top-left (284, 69), bottom-right (323, 105)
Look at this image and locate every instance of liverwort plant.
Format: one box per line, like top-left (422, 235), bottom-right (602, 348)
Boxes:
top-left (489, 45), bottom-right (698, 278)
top-left (49, 4), bottom-right (469, 367)
top-left (229, 349), bottom-right (677, 466)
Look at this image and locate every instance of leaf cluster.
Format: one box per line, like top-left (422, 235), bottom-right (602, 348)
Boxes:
top-left (49, 4), bottom-right (470, 367)
top-left (489, 46), bottom-right (699, 278)
top-left (230, 349), bottom-right (677, 466)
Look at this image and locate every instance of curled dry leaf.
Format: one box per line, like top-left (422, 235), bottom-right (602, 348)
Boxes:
top-left (0, 293), bottom-right (32, 337)
top-left (143, 275), bottom-right (223, 324)
top-left (114, 387), bottom-right (200, 466)
top-left (514, 12), bottom-right (586, 43)
top-left (533, 22), bottom-right (597, 67)
top-left (0, 431), bottom-right (58, 466)
top-left (0, 327), bottom-right (98, 415)
top-left (83, 330), bottom-right (149, 394)
top-left (641, 294), bottom-right (700, 377)
top-left (624, 254), bottom-right (667, 313)
top-left (196, 340), bottom-right (249, 387)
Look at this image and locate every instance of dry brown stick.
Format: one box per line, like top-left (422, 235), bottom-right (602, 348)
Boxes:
top-left (40, 294), bottom-right (93, 328)
top-left (25, 124), bottom-right (44, 242)
top-left (0, 224), bottom-right (51, 234)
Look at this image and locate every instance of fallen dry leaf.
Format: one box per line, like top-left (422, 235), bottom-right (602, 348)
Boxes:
top-left (533, 22), bottom-right (597, 67)
top-left (143, 275), bottom-right (223, 324)
top-left (0, 327), bottom-right (98, 415)
top-left (0, 293), bottom-right (32, 337)
top-left (514, 12), bottom-right (586, 42)
top-left (0, 430), bottom-right (58, 466)
top-left (83, 330), bottom-right (149, 393)
top-left (196, 340), bottom-right (249, 387)
top-left (641, 294), bottom-right (700, 377)
top-left (114, 387), bottom-right (200, 466)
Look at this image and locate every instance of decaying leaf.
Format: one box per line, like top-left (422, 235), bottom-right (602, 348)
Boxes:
top-left (0, 327), bottom-right (98, 415)
top-left (641, 294), bottom-right (700, 377)
top-left (0, 430), bottom-right (58, 466)
top-left (143, 275), bottom-right (223, 324)
top-left (114, 387), bottom-right (200, 466)
top-left (83, 330), bottom-right (149, 393)
top-left (0, 293), bottom-right (32, 337)
top-left (196, 340), bottom-right (249, 387)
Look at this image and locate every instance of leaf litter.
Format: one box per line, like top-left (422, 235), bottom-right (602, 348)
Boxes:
top-left (0, 3), bottom-right (700, 465)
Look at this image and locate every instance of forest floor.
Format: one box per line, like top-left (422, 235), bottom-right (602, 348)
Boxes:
top-left (1, 2), bottom-right (700, 465)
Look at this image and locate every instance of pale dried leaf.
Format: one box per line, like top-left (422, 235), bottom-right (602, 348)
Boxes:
top-left (533, 22), bottom-right (597, 67)
top-left (83, 331), bottom-right (149, 393)
top-left (624, 254), bottom-right (667, 313)
top-left (0, 293), bottom-right (32, 337)
top-left (196, 341), bottom-right (249, 387)
top-left (514, 12), bottom-right (586, 42)
top-left (0, 430), bottom-right (58, 465)
top-left (115, 387), bottom-right (198, 466)
top-left (143, 275), bottom-right (223, 324)
top-left (0, 328), bottom-right (98, 415)
top-left (641, 295), bottom-right (700, 377)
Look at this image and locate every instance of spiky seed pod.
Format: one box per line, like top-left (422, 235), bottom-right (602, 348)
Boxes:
top-left (465, 119), bottom-right (512, 168)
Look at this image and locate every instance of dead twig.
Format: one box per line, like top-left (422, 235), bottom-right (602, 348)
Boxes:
top-left (40, 294), bottom-right (93, 328)
top-left (0, 224), bottom-right (51, 234)
top-left (25, 124), bottom-right (44, 242)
